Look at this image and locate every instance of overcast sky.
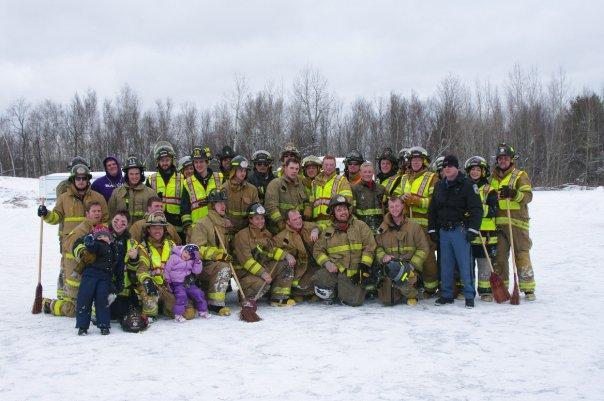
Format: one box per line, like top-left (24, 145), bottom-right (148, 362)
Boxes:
top-left (1, 0), bottom-right (602, 110)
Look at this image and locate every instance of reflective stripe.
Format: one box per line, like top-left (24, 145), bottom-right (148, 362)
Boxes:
top-left (64, 216), bottom-right (84, 222)
top-left (65, 277), bottom-right (80, 288)
top-left (272, 286), bottom-right (291, 296)
top-left (477, 280), bottom-right (491, 289)
top-left (326, 243), bottom-right (363, 253)
top-left (404, 171), bottom-right (435, 215)
top-left (345, 269), bottom-right (358, 277)
top-left (272, 248), bottom-right (284, 261)
top-left (424, 280), bottom-right (439, 290)
top-left (243, 258), bottom-right (263, 275)
top-left (208, 292), bottom-right (226, 301)
top-left (496, 217), bottom-right (530, 230)
top-left (361, 254), bottom-right (373, 265)
top-left (410, 216), bottom-right (428, 227)
top-left (519, 281), bottom-right (536, 291)
top-left (316, 254), bottom-right (329, 265)
top-left (356, 208), bottom-right (382, 216)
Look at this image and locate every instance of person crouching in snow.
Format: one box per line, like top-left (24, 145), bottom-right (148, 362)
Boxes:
top-left (73, 225), bottom-right (123, 335)
top-left (164, 244), bottom-right (210, 322)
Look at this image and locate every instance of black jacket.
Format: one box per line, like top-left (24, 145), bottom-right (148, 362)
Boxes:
top-left (428, 171), bottom-right (482, 232)
top-left (74, 237), bottom-right (124, 293)
top-left (248, 169), bottom-right (276, 202)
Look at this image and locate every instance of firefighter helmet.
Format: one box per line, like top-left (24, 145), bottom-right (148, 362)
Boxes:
top-left (328, 195), bottom-right (351, 214)
top-left (251, 150), bottom-right (273, 164)
top-left (206, 188), bottom-right (228, 203)
top-left (384, 259), bottom-right (414, 286)
top-left (177, 156), bottom-right (193, 172)
top-left (120, 306), bottom-right (149, 333)
top-left (344, 149), bottom-right (365, 165)
top-left (464, 156), bottom-right (490, 178)
top-left (122, 155), bottom-right (145, 173)
top-left (67, 156), bottom-right (90, 169)
top-left (69, 163), bottom-right (92, 181)
top-left (145, 211), bottom-right (168, 227)
top-left (230, 155), bottom-right (250, 170)
top-left (248, 202), bottom-right (266, 217)
top-left (302, 155), bottom-right (322, 167)
top-left (217, 145), bottom-right (236, 160)
top-left (191, 146), bottom-right (210, 161)
top-left (495, 143), bottom-right (517, 160)
top-left (152, 141), bottom-right (175, 160)
top-left (408, 146), bottom-right (430, 163)
top-left (398, 147), bottom-right (410, 162)
top-left (431, 156), bottom-right (445, 174)
top-left (376, 147), bottom-right (397, 165)
top-left (280, 143), bottom-right (301, 161)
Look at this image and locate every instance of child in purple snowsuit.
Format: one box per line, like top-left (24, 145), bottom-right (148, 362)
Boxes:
top-left (163, 244), bottom-right (210, 322)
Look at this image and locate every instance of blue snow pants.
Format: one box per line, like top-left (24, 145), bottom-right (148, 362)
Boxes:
top-left (76, 269), bottom-right (111, 330)
top-left (439, 226), bottom-right (475, 300)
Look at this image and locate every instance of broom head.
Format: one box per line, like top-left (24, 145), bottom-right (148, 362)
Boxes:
top-left (32, 283), bottom-right (43, 314)
top-left (510, 277), bottom-right (521, 305)
top-left (489, 272), bottom-right (511, 303)
top-left (239, 303), bottom-right (261, 322)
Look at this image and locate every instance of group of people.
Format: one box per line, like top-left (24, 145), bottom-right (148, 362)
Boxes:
top-left (37, 140), bottom-right (537, 335)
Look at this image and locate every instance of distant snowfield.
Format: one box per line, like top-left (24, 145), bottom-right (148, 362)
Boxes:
top-left (1, 177), bottom-right (602, 401)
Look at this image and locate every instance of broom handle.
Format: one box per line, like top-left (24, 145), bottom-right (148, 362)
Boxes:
top-left (214, 227), bottom-right (248, 301)
top-left (253, 260), bottom-right (279, 301)
top-left (477, 231), bottom-right (495, 274)
top-left (37, 197), bottom-right (45, 284)
top-left (505, 199), bottom-right (519, 279)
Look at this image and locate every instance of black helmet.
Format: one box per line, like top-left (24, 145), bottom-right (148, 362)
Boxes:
top-left (177, 156), bottom-right (193, 172)
top-left (376, 147), bottom-right (397, 164)
top-left (153, 141), bottom-right (175, 161)
top-left (251, 150), bottom-right (273, 164)
top-left (120, 306), bottom-right (149, 333)
top-left (69, 164), bottom-right (92, 181)
top-left (230, 155), bottom-right (250, 170)
top-left (248, 202), bottom-right (267, 217)
top-left (344, 149), bottom-right (364, 165)
top-left (328, 195), bottom-right (351, 214)
top-left (218, 145), bottom-right (236, 160)
top-left (495, 143), bottom-right (517, 159)
top-left (280, 143), bottom-right (301, 161)
top-left (67, 156), bottom-right (90, 169)
top-left (398, 147), bottom-right (410, 163)
top-left (122, 155), bottom-right (145, 173)
top-left (464, 156), bottom-right (490, 178)
top-left (191, 146), bottom-right (210, 161)
top-left (384, 259), bottom-right (414, 286)
top-left (206, 188), bottom-right (228, 203)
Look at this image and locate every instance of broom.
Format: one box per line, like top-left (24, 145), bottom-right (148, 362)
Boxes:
top-left (252, 260), bottom-right (280, 303)
top-left (32, 197), bottom-right (45, 314)
top-left (478, 232), bottom-right (510, 303)
top-left (214, 227), bottom-right (261, 322)
top-left (506, 199), bottom-right (520, 305)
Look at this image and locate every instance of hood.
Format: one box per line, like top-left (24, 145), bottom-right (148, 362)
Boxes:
top-left (171, 245), bottom-right (184, 258)
top-left (103, 156), bottom-right (123, 179)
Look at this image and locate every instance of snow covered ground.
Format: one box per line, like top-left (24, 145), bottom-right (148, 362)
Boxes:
top-left (1, 176), bottom-right (603, 401)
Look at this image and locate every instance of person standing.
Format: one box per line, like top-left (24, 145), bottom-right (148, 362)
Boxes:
top-left (248, 150), bottom-right (276, 203)
top-left (428, 155), bottom-right (482, 308)
top-left (91, 156), bottom-right (124, 202)
top-left (108, 155), bottom-right (156, 224)
top-left (490, 143), bottom-right (536, 300)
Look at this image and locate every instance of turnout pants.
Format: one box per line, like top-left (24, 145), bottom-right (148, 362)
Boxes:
top-left (138, 283), bottom-right (197, 319)
top-left (238, 261), bottom-right (294, 301)
top-left (48, 255), bottom-right (81, 317)
top-left (439, 226), bottom-right (475, 300)
top-left (198, 261), bottom-right (231, 307)
top-left (313, 268), bottom-right (366, 306)
top-left (76, 270), bottom-right (110, 330)
top-left (171, 282), bottom-right (208, 316)
top-left (472, 243), bottom-right (496, 295)
top-left (421, 228), bottom-right (439, 294)
top-left (292, 261), bottom-right (321, 297)
top-left (495, 225), bottom-right (536, 293)
top-left (378, 275), bottom-right (419, 305)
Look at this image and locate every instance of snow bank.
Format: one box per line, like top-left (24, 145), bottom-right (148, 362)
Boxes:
top-left (0, 178), bottom-right (602, 401)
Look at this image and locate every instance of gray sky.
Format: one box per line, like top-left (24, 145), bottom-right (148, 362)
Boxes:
top-left (1, 0), bottom-right (602, 110)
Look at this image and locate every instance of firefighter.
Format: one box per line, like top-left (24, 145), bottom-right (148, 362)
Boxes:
top-left (276, 143), bottom-right (302, 177)
top-left (382, 148), bottom-right (408, 198)
top-left (108, 155), bottom-right (157, 224)
top-left (232, 203), bottom-right (297, 307)
top-left (376, 147), bottom-right (398, 186)
top-left (56, 156), bottom-right (91, 198)
top-left (265, 158), bottom-right (310, 233)
top-left (343, 149), bottom-right (364, 185)
top-left (38, 164), bottom-right (108, 300)
top-left (490, 143), bottom-right (536, 301)
top-left (312, 195), bottom-right (376, 306)
top-left (180, 146), bottom-right (223, 234)
top-left (136, 212), bottom-right (197, 321)
top-left (188, 189), bottom-right (234, 316)
top-left (273, 210), bottom-right (321, 302)
top-left (41, 200), bottom-right (105, 316)
top-left (146, 141), bottom-right (184, 237)
top-left (217, 145), bottom-right (236, 178)
top-left (352, 162), bottom-right (386, 233)
top-left (177, 156), bottom-right (194, 179)
top-left (399, 146), bottom-right (440, 297)
top-left (465, 156), bottom-right (499, 302)
top-left (248, 150), bottom-right (276, 203)
top-left (376, 196), bottom-right (430, 306)
top-left (129, 196), bottom-right (182, 244)
top-left (224, 155), bottom-right (260, 232)
top-left (301, 155), bottom-right (322, 196)
top-left (310, 155), bottom-right (352, 229)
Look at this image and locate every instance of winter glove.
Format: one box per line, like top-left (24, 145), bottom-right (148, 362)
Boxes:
top-left (355, 263), bottom-right (372, 286)
top-left (466, 229), bottom-right (479, 243)
top-left (143, 278), bottom-right (158, 296)
top-left (403, 194), bottom-right (422, 207)
top-left (84, 234), bottom-right (94, 248)
top-left (428, 230), bottom-right (439, 244)
top-left (37, 205), bottom-right (48, 217)
top-left (499, 185), bottom-right (517, 200)
top-left (216, 250), bottom-right (232, 262)
top-left (184, 274), bottom-right (196, 288)
top-left (107, 293), bottom-right (117, 305)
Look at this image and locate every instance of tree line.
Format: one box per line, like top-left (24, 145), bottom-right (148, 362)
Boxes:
top-left (0, 66), bottom-right (602, 186)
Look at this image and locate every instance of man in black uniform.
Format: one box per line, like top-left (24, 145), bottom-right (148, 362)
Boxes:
top-left (428, 155), bottom-right (482, 308)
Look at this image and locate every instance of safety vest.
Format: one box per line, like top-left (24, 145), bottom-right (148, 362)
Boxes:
top-left (185, 172), bottom-right (222, 224)
top-left (311, 173), bottom-right (351, 226)
top-left (120, 239), bottom-right (140, 295)
top-left (383, 173), bottom-right (403, 197)
top-left (473, 184), bottom-right (497, 245)
top-left (402, 171), bottom-right (435, 227)
top-left (148, 172), bottom-right (182, 215)
top-left (141, 239), bottom-right (174, 286)
top-left (490, 168), bottom-right (531, 230)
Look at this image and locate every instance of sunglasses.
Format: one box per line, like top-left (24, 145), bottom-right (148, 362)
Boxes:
top-left (75, 176), bottom-right (89, 181)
